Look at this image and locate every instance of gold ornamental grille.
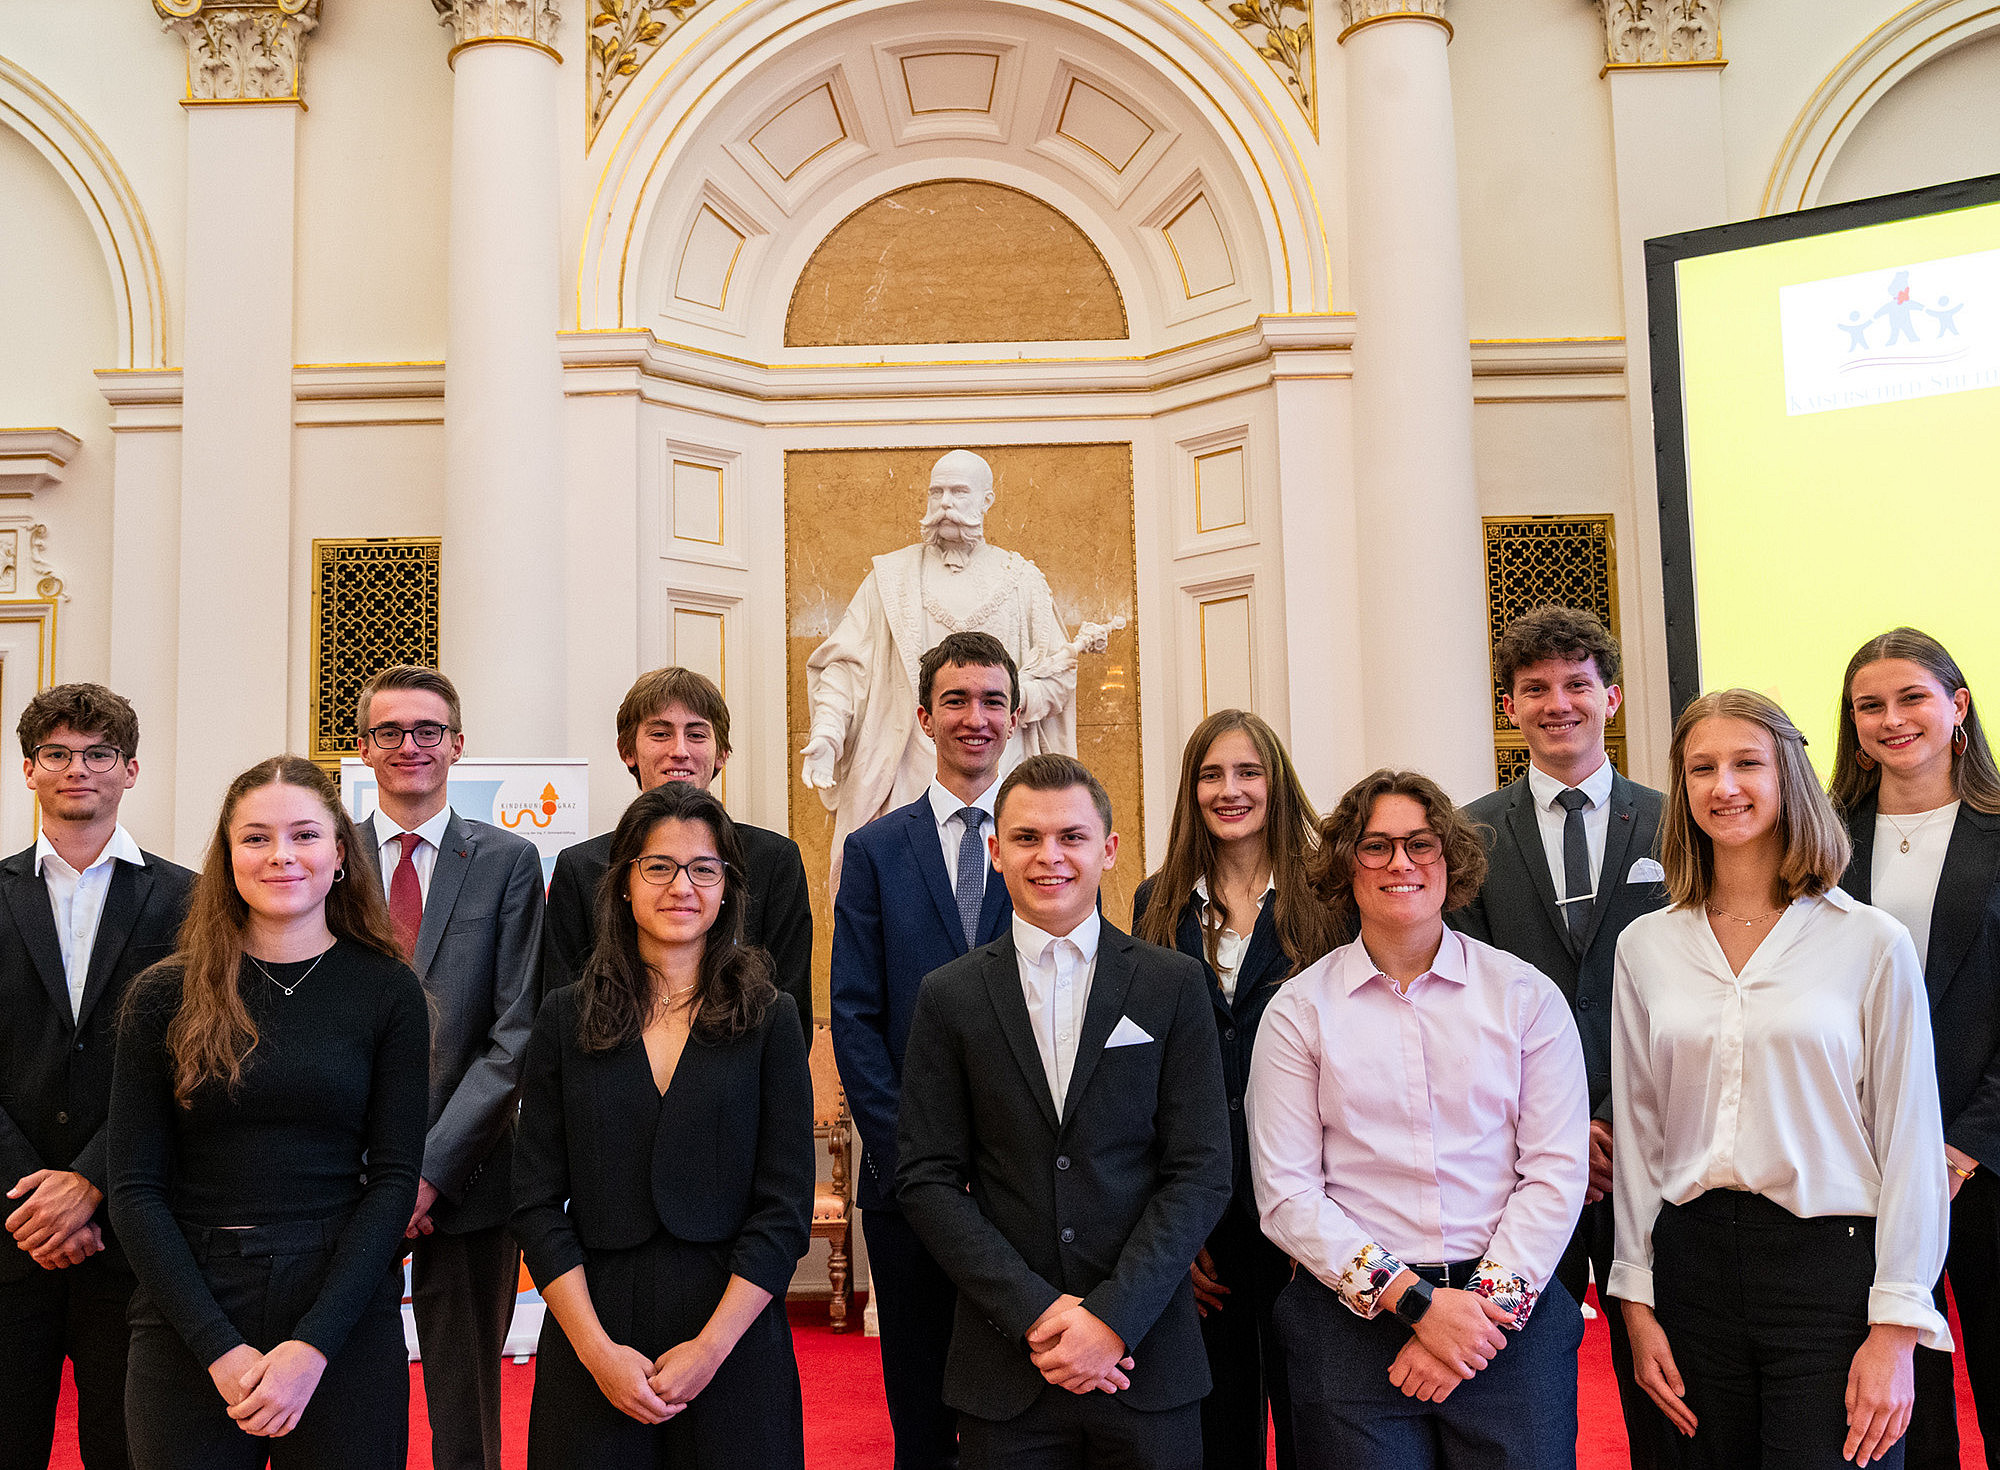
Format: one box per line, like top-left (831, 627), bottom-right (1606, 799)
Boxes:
top-left (309, 538), bottom-right (442, 772)
top-left (1483, 515), bottom-right (1626, 788)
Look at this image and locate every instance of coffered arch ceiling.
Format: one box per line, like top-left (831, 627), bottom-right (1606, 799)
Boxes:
top-left (578, 0), bottom-right (1326, 355)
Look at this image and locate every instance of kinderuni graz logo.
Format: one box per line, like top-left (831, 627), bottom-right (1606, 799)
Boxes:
top-left (1779, 247), bottom-right (2000, 416)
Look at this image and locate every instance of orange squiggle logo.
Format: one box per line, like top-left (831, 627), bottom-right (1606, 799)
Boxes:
top-left (502, 783), bottom-right (562, 830)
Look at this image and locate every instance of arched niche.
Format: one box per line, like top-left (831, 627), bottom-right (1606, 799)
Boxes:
top-left (1819, 29), bottom-right (2000, 206)
top-left (784, 179), bottom-right (1129, 346)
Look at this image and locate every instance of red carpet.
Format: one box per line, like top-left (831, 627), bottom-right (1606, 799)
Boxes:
top-left (49, 1292), bottom-right (1989, 1467)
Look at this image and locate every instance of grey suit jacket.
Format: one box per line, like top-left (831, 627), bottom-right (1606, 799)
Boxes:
top-left (356, 809), bottom-right (544, 1234)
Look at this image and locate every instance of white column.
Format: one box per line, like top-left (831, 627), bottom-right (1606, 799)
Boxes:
top-left (1339, 2), bottom-right (1492, 797)
top-left (155, 1), bottom-right (316, 858)
top-left (1599, 1), bottom-right (1727, 779)
top-left (435, 2), bottom-right (567, 755)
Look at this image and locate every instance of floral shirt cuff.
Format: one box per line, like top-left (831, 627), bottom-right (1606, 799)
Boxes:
top-left (1468, 1259), bottom-right (1538, 1330)
top-left (1335, 1241), bottom-right (1408, 1319)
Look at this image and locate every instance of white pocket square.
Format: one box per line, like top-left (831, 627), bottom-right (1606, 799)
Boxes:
top-left (1628, 857), bottom-right (1666, 884)
top-left (1105, 1016), bottom-right (1154, 1048)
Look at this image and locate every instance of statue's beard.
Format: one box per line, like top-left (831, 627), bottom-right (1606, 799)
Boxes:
top-left (920, 509), bottom-right (986, 571)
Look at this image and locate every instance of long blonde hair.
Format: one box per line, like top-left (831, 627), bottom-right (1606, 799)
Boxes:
top-left (1661, 691), bottom-right (1850, 909)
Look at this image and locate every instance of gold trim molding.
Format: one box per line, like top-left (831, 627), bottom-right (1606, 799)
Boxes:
top-left (432, 0), bottom-right (563, 57)
top-left (1336, 2), bottom-right (1451, 46)
top-left (154, 0), bottom-right (319, 102)
top-left (1204, 1), bottom-right (1316, 129)
top-left (448, 34), bottom-right (565, 67)
top-left (1595, 0), bottom-right (1722, 67)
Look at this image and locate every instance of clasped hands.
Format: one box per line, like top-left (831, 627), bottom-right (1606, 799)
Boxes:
top-left (6, 1169), bottom-right (105, 1269)
top-left (587, 1335), bottom-right (727, 1424)
top-left (1026, 1293), bottom-right (1133, 1395)
top-left (208, 1340), bottom-right (329, 1438)
top-left (1382, 1273), bottom-right (1513, 1405)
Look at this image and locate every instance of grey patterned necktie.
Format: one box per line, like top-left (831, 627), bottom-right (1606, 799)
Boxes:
top-left (1556, 787), bottom-right (1593, 949)
top-left (954, 807), bottom-right (987, 951)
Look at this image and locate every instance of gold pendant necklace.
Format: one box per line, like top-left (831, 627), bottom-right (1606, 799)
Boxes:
top-left (1881, 805), bottom-right (1947, 856)
top-left (1707, 903), bottom-right (1783, 928)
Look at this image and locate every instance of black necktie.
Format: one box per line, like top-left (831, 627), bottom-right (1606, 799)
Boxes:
top-left (1556, 787), bottom-right (1593, 950)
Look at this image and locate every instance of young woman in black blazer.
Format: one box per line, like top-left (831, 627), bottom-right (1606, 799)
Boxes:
top-left (1132, 709), bottom-right (1344, 1470)
top-left (513, 782), bottom-right (814, 1470)
top-left (1833, 628), bottom-right (2000, 1470)
top-left (109, 756), bottom-right (427, 1469)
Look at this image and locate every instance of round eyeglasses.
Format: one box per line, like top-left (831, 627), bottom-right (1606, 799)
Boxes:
top-left (629, 856), bottom-right (727, 887)
top-left (1354, 833), bottom-right (1444, 869)
top-left (364, 723), bottom-right (454, 750)
top-left (32, 744), bottom-right (124, 773)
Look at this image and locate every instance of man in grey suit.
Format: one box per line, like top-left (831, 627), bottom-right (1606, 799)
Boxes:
top-left (353, 665), bottom-right (543, 1470)
top-left (1450, 606), bottom-right (1666, 1470)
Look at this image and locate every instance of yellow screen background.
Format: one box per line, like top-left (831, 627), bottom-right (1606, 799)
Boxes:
top-left (1675, 199), bottom-right (2000, 771)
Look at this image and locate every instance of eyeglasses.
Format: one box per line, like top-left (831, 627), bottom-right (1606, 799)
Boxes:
top-left (629, 856), bottom-right (727, 887)
top-left (1354, 833), bottom-right (1444, 868)
top-left (364, 722), bottom-right (454, 750)
top-left (32, 744), bottom-right (124, 773)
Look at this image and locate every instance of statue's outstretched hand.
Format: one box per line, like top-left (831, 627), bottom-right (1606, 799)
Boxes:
top-left (800, 736), bottom-right (838, 790)
top-left (1066, 615), bottom-right (1128, 660)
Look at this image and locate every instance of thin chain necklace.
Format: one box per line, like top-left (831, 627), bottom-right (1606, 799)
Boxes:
top-left (247, 945), bottom-right (334, 998)
top-left (1707, 902), bottom-right (1785, 928)
top-left (1880, 804), bottom-right (1950, 856)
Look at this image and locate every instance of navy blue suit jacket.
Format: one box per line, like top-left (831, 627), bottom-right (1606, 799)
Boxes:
top-left (831, 794), bottom-right (1011, 1213)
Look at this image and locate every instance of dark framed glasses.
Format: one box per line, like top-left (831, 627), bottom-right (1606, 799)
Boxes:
top-left (629, 856), bottom-right (727, 887)
top-left (364, 722), bottom-right (454, 750)
top-left (1354, 833), bottom-right (1444, 869)
top-left (32, 744), bottom-right (124, 773)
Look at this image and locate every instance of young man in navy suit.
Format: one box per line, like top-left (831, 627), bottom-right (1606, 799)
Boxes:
top-left (896, 755), bottom-right (1231, 1470)
top-left (832, 631), bottom-right (1021, 1470)
top-left (1451, 605), bottom-right (1667, 1469)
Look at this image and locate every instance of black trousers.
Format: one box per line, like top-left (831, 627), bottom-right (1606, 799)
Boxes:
top-left (1556, 1195), bottom-right (1661, 1470)
top-left (410, 1224), bottom-right (519, 1470)
top-left (526, 1230), bottom-right (803, 1470)
top-left (1277, 1264), bottom-right (1584, 1469)
top-left (863, 1208), bottom-right (961, 1470)
top-left (0, 1253), bottom-right (135, 1470)
top-left (1652, 1191), bottom-right (1897, 1470)
top-left (1197, 1206), bottom-right (1294, 1470)
top-left (124, 1217), bottom-right (409, 1470)
top-left (959, 1386), bottom-right (1201, 1470)
top-left (1908, 1168), bottom-right (2000, 1469)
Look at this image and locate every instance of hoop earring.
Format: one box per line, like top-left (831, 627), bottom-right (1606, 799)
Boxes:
top-left (1854, 750), bottom-right (1876, 771)
top-left (333, 865), bottom-right (347, 883)
top-left (1955, 724), bottom-right (1970, 755)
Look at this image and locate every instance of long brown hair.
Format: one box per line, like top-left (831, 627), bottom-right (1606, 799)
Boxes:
top-left (1830, 627), bottom-right (2000, 815)
top-left (1309, 769), bottom-right (1488, 919)
top-left (1136, 710), bottom-right (1344, 975)
top-left (577, 783), bottom-right (776, 1051)
top-left (137, 755), bottom-right (399, 1105)
top-left (1661, 690), bottom-right (1850, 910)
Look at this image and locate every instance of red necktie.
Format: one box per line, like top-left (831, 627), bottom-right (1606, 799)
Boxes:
top-left (390, 831), bottom-right (424, 962)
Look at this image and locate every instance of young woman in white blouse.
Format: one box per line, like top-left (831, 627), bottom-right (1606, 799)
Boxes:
top-left (1610, 689), bottom-right (1950, 1470)
top-left (1832, 628), bottom-right (2000, 1470)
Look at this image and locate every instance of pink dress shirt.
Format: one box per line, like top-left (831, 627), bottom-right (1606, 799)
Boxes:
top-left (1247, 928), bottom-right (1589, 1327)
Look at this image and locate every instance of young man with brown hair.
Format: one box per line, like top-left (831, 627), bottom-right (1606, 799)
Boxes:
top-left (0, 684), bottom-right (193, 1470)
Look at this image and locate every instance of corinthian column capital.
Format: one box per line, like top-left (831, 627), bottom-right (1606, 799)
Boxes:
top-left (155, 0), bottom-right (320, 101)
top-left (1337, 1), bottom-right (1449, 45)
top-left (1596, 0), bottom-right (1723, 65)
top-left (432, 0), bottom-right (563, 58)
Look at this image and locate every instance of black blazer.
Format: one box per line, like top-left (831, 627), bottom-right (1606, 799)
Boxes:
top-left (512, 984), bottom-right (814, 1301)
top-left (1451, 770), bottom-right (1667, 1121)
top-left (1842, 795), bottom-right (2000, 1167)
top-left (0, 842), bottom-right (193, 1283)
top-left (895, 923), bottom-right (1232, 1420)
top-left (540, 821), bottom-right (814, 1048)
top-left (1130, 874), bottom-right (1324, 1222)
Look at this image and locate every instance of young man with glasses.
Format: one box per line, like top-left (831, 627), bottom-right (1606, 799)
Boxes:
top-left (1450, 606), bottom-right (1668, 1470)
top-left (353, 665), bottom-right (544, 1470)
top-left (540, 667), bottom-right (812, 1048)
top-left (0, 684), bottom-right (193, 1470)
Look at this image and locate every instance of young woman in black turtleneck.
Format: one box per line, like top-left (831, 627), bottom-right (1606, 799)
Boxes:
top-left (109, 755), bottom-right (428, 1469)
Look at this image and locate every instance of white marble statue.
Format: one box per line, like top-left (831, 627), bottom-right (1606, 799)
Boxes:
top-left (800, 449), bottom-right (1121, 891)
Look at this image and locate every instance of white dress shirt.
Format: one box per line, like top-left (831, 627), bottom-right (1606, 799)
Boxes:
top-left (371, 805), bottom-right (452, 904)
top-left (1609, 889), bottom-right (1951, 1350)
top-left (1871, 802), bottom-right (1959, 972)
top-left (1012, 908), bottom-right (1101, 1120)
top-left (1526, 756), bottom-right (1615, 901)
top-left (926, 776), bottom-right (998, 889)
top-left (1192, 873), bottom-right (1273, 1002)
top-left (37, 824), bottom-right (144, 1022)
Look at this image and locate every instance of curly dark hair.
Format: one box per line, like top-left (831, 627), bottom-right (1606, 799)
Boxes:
top-left (19, 683), bottom-right (141, 759)
top-left (1308, 769), bottom-right (1488, 918)
top-left (1494, 605), bottom-right (1622, 695)
top-left (577, 783), bottom-right (775, 1051)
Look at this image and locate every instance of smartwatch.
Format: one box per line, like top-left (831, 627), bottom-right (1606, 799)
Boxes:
top-left (1391, 1277), bottom-right (1434, 1327)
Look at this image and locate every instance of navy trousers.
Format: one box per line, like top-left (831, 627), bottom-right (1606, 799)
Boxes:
top-left (863, 1208), bottom-right (961, 1470)
top-left (1277, 1266), bottom-right (1583, 1469)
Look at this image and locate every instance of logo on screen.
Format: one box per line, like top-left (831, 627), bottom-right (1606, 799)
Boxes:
top-left (1780, 249), bottom-right (2000, 415)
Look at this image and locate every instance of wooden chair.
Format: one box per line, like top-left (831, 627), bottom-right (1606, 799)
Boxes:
top-left (808, 1020), bottom-right (855, 1331)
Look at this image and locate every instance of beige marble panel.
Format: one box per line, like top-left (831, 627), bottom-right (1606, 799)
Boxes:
top-left (784, 180), bottom-right (1128, 347)
top-left (786, 443), bottom-right (1142, 1014)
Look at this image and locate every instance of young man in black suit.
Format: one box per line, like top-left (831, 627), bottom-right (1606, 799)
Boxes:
top-left (897, 754), bottom-right (1231, 1470)
top-left (0, 685), bottom-right (193, 1470)
top-left (1451, 605), bottom-right (1666, 1469)
top-left (540, 667), bottom-right (812, 1046)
